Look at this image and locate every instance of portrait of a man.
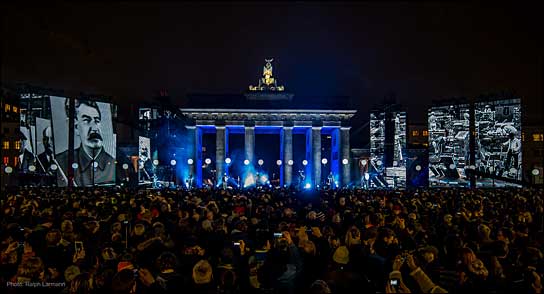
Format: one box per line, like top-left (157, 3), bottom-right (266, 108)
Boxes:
top-left (37, 126), bottom-right (54, 173)
top-left (56, 99), bottom-right (115, 186)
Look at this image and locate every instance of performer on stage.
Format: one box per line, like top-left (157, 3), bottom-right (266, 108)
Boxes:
top-left (222, 173), bottom-right (228, 189)
top-left (327, 172), bottom-right (334, 187)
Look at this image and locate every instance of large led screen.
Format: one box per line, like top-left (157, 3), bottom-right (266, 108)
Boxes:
top-left (428, 104), bottom-right (471, 187)
top-left (369, 111), bottom-right (406, 189)
top-left (386, 111), bottom-right (407, 188)
top-left (52, 97), bottom-right (116, 187)
top-left (138, 136), bottom-right (153, 183)
top-left (475, 99), bottom-right (522, 187)
top-left (18, 95), bottom-right (60, 186)
top-left (369, 112), bottom-right (385, 188)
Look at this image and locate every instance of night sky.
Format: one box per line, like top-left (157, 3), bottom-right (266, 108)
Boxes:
top-left (2, 2), bottom-right (542, 143)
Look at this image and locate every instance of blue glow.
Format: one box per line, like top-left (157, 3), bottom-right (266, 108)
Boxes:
top-left (305, 183), bottom-right (311, 189)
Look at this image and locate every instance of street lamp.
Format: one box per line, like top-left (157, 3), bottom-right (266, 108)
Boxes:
top-left (302, 160), bottom-right (308, 166)
top-left (342, 158), bottom-right (348, 165)
top-left (276, 160), bottom-right (282, 166)
top-left (258, 159), bottom-right (264, 166)
top-left (244, 159), bottom-right (250, 165)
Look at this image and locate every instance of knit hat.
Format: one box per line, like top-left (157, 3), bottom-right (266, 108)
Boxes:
top-left (117, 261), bottom-right (134, 272)
top-left (193, 260), bottom-right (213, 284)
top-left (333, 246), bottom-right (350, 265)
top-left (316, 211), bottom-right (326, 221)
top-left (64, 265), bottom-right (80, 282)
top-left (310, 280), bottom-right (332, 293)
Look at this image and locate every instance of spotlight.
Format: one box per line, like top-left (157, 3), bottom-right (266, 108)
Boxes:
top-left (415, 165), bottom-right (421, 171)
top-left (276, 160), bottom-right (282, 166)
top-left (288, 160), bottom-right (293, 166)
top-left (342, 158), bottom-right (349, 165)
top-left (122, 163), bottom-right (128, 170)
top-left (376, 160), bottom-right (382, 166)
top-left (244, 159), bottom-right (250, 165)
top-left (361, 159), bottom-right (368, 165)
top-left (50, 164), bottom-right (58, 171)
top-left (302, 160), bottom-right (308, 166)
top-left (28, 165), bottom-right (36, 172)
top-left (205, 158), bottom-right (212, 165)
top-left (304, 183), bottom-right (311, 189)
top-left (321, 158), bottom-right (328, 165)
top-left (170, 159), bottom-right (177, 166)
top-left (187, 158), bottom-right (194, 165)
top-left (449, 164), bottom-right (455, 170)
top-left (153, 159), bottom-right (159, 166)
top-left (532, 168), bottom-right (540, 176)
top-left (225, 158), bottom-right (231, 164)
top-left (4, 166), bottom-right (13, 174)
top-left (258, 159), bottom-right (264, 166)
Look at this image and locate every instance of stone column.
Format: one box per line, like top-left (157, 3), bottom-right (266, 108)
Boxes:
top-left (331, 128), bottom-right (340, 187)
top-left (305, 128), bottom-right (313, 187)
top-left (194, 127), bottom-right (203, 187)
top-left (187, 126), bottom-right (196, 186)
top-left (341, 127), bottom-right (351, 186)
top-left (216, 126), bottom-right (225, 186)
top-left (312, 127), bottom-right (322, 187)
top-left (281, 127), bottom-right (293, 187)
top-left (244, 126), bottom-right (255, 165)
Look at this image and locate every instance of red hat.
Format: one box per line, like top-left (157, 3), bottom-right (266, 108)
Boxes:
top-left (117, 261), bottom-right (134, 272)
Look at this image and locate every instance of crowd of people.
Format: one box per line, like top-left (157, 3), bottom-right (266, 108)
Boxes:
top-left (1, 186), bottom-right (543, 293)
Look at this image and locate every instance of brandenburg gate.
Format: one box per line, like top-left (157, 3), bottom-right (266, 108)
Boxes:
top-left (180, 59), bottom-right (356, 188)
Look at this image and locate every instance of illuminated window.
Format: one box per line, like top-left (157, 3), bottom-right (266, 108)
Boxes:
top-left (422, 130), bottom-right (428, 136)
top-left (14, 141), bottom-right (21, 150)
top-left (2, 141), bottom-right (9, 150)
top-left (533, 133), bottom-right (544, 142)
top-left (13, 157), bottom-right (18, 166)
top-left (12, 106), bottom-right (18, 113)
top-left (3, 157), bottom-right (8, 165)
top-left (4, 104), bottom-right (10, 112)
top-left (412, 130), bottom-right (419, 136)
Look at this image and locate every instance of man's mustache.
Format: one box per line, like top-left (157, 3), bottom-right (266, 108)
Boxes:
top-left (88, 132), bottom-right (103, 141)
